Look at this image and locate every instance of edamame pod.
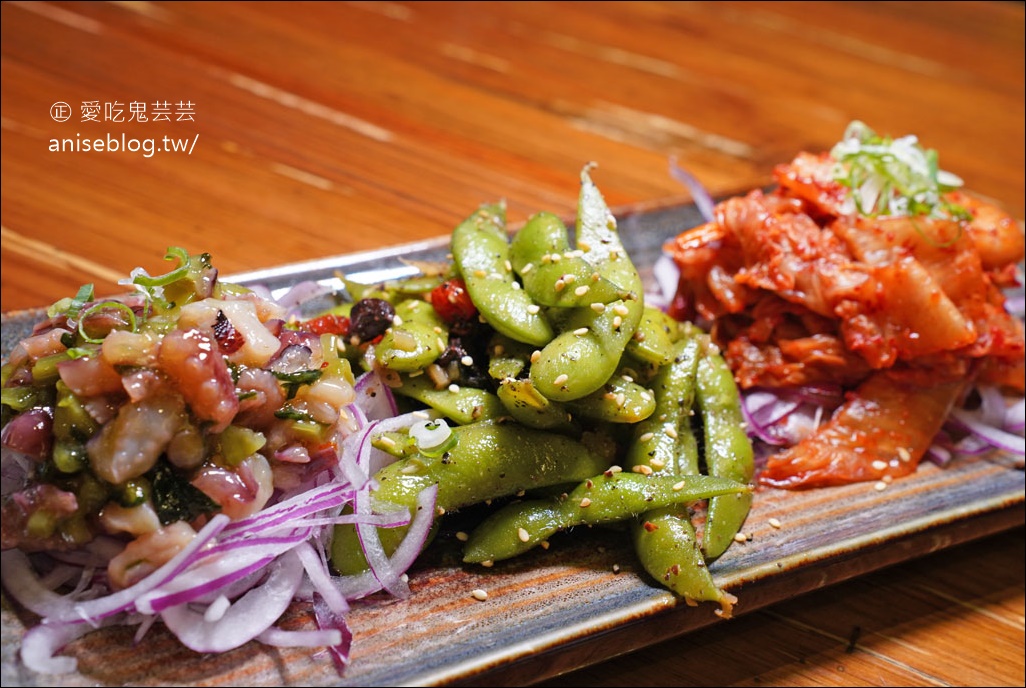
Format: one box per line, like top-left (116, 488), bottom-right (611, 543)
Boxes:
top-left (374, 299), bottom-right (448, 372)
top-left (528, 166), bottom-right (645, 401)
top-left (695, 335), bottom-right (755, 560)
top-left (393, 373), bottom-right (506, 425)
top-left (626, 305), bottom-right (681, 367)
top-left (451, 203), bottom-right (553, 346)
top-left (625, 335), bottom-right (701, 473)
top-left (630, 507), bottom-right (737, 617)
top-left (331, 421), bottom-right (615, 575)
top-left (462, 471), bottom-right (750, 563)
top-left (496, 378), bottom-right (574, 430)
top-left (565, 372), bottom-right (657, 424)
top-left (509, 211), bottom-right (627, 307)
top-left (529, 297), bottom-right (642, 401)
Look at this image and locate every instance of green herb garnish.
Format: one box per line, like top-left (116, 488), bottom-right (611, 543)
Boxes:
top-left (830, 120), bottom-right (971, 221)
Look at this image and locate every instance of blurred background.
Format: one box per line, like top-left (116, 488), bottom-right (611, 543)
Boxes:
top-left (3, 1), bottom-right (1023, 313)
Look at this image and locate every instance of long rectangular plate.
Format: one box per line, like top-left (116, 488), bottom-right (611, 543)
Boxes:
top-left (2, 200), bottom-right (1023, 687)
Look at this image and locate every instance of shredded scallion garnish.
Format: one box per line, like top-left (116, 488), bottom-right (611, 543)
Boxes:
top-left (830, 120), bottom-right (971, 221)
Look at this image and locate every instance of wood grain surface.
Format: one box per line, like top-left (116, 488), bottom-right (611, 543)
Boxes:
top-left (2, 2), bottom-right (1024, 687)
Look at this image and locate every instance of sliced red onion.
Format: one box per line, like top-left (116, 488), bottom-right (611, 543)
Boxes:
top-left (314, 593), bottom-right (353, 674)
top-left (19, 619), bottom-right (99, 675)
top-left (353, 370), bottom-right (399, 420)
top-left (293, 541), bottom-right (349, 615)
top-left (160, 549), bottom-right (304, 653)
top-left (668, 155), bottom-right (716, 223)
top-left (0, 550), bottom-right (70, 617)
top-left (949, 408), bottom-right (1025, 456)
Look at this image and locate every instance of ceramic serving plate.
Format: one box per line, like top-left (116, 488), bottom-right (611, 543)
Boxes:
top-left (2, 201), bottom-right (1023, 687)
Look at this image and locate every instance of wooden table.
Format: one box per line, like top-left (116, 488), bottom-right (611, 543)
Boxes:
top-left (2, 2), bottom-right (1023, 686)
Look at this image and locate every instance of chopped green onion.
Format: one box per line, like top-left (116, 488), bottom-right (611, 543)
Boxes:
top-left (76, 301), bottom-right (138, 344)
top-left (272, 369), bottom-right (324, 399)
top-left (830, 120), bottom-right (971, 221)
top-left (409, 418), bottom-right (457, 457)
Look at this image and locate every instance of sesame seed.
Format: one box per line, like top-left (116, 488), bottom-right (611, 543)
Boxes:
top-left (590, 302), bottom-right (606, 313)
top-left (672, 480), bottom-right (686, 491)
top-left (448, 383), bottom-right (460, 393)
top-left (612, 564), bottom-right (620, 573)
top-left (874, 481), bottom-right (888, 491)
top-left (436, 337), bottom-right (446, 351)
top-left (639, 432), bottom-right (654, 442)
top-left (437, 506), bottom-right (447, 516)
top-left (578, 240), bottom-right (592, 252)
top-left (733, 532), bottom-right (748, 543)
top-left (527, 304), bottom-right (541, 314)
top-left (613, 304), bottom-right (630, 316)
top-left (666, 427), bottom-right (679, 439)
top-left (461, 355), bottom-right (474, 366)
top-left (590, 271), bottom-right (601, 282)
top-left (471, 589), bottom-right (489, 601)
top-left (607, 464), bottom-right (623, 473)
top-left (612, 315), bottom-right (623, 329)
top-left (650, 457), bottom-right (666, 470)
top-left (392, 315), bottom-right (404, 326)
top-left (511, 282), bottom-right (521, 290)
top-left (456, 531), bottom-right (469, 541)
top-left (474, 269), bottom-right (487, 278)
top-left (433, 325), bottom-right (443, 333)
top-left (521, 262), bottom-right (534, 274)
top-left (768, 518), bottom-right (782, 529)
top-left (897, 447), bottom-right (912, 462)
top-left (871, 459), bottom-right (888, 471)
top-left (550, 252), bottom-right (562, 263)
top-left (553, 373), bottom-right (569, 386)
top-left (575, 285), bottom-right (590, 296)
top-left (530, 350), bottom-right (542, 363)
top-left (579, 497), bottom-right (592, 508)
top-left (504, 259), bottom-right (512, 272)
top-left (518, 527), bottom-right (530, 542)
top-left (481, 560), bottom-right (494, 567)
top-left (554, 278), bottom-right (566, 292)
top-left (573, 327), bottom-right (589, 336)
top-left (632, 464), bottom-right (653, 475)
top-left (379, 436), bottom-right (397, 448)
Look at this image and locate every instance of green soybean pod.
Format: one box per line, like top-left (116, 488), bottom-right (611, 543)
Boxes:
top-left (565, 372), bottom-right (657, 424)
top-left (462, 472), bottom-right (750, 563)
top-left (574, 164), bottom-right (640, 296)
top-left (695, 335), bottom-right (755, 560)
top-left (451, 203), bottom-right (553, 346)
top-left (496, 378), bottom-right (574, 430)
top-left (630, 507), bottom-right (737, 617)
top-left (529, 296), bottom-right (643, 402)
top-left (331, 421), bottom-right (615, 576)
top-left (393, 373), bottom-right (506, 425)
top-left (374, 299), bottom-right (448, 372)
top-left (509, 211), bottom-right (627, 307)
top-left (624, 334), bottom-right (701, 473)
top-left (626, 305), bottom-right (681, 368)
